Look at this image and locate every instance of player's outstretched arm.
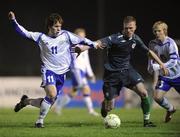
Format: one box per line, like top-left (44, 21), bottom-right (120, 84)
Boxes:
top-left (8, 11), bottom-right (42, 42)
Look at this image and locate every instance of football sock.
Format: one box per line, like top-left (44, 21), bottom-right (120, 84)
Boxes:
top-left (37, 96), bottom-right (53, 123)
top-left (141, 97), bottom-right (150, 121)
top-left (83, 95), bottom-right (94, 113)
top-left (60, 94), bottom-right (71, 107)
top-left (158, 97), bottom-right (173, 111)
top-left (55, 94), bottom-right (71, 111)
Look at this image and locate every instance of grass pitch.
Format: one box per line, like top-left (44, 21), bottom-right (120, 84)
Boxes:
top-left (0, 108), bottom-right (179, 137)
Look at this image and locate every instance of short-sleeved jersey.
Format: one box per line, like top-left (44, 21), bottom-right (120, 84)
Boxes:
top-left (100, 33), bottom-right (149, 71)
top-left (12, 19), bottom-right (95, 74)
top-left (148, 36), bottom-right (180, 79)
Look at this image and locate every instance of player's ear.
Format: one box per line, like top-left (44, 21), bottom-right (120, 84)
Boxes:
top-left (134, 24), bottom-right (137, 31)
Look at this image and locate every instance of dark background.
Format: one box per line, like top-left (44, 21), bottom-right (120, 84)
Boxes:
top-left (1, 0), bottom-right (179, 79)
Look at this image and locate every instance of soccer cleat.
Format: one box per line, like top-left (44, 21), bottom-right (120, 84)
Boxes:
top-left (14, 95), bottom-right (28, 112)
top-left (35, 123), bottom-right (44, 128)
top-left (101, 101), bottom-right (108, 118)
top-left (144, 121), bottom-right (156, 127)
top-left (165, 108), bottom-right (176, 123)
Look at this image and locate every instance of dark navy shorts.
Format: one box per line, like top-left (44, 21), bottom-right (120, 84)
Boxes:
top-left (103, 66), bottom-right (144, 100)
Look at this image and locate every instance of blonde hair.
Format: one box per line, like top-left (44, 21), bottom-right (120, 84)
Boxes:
top-left (74, 28), bottom-right (86, 35)
top-left (152, 21), bottom-right (168, 36)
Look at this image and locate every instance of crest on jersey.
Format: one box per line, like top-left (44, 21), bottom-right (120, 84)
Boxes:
top-left (132, 43), bottom-right (136, 49)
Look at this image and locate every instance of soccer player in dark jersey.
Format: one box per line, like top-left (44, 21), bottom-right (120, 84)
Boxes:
top-left (95, 16), bottom-right (168, 127)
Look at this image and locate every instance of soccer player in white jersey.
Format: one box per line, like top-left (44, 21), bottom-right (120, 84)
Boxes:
top-left (8, 11), bottom-right (98, 128)
top-left (54, 28), bottom-right (99, 116)
top-left (148, 21), bottom-right (180, 123)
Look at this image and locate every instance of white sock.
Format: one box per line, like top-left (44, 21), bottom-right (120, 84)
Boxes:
top-left (36, 97), bottom-right (52, 124)
top-left (55, 94), bottom-right (71, 112)
top-left (144, 114), bottom-right (150, 120)
top-left (83, 96), bottom-right (94, 113)
top-left (160, 97), bottom-right (173, 111)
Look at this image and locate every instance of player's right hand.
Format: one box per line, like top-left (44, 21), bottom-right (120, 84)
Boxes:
top-left (8, 11), bottom-right (15, 20)
top-left (160, 65), bottom-right (169, 76)
top-left (95, 40), bottom-right (105, 49)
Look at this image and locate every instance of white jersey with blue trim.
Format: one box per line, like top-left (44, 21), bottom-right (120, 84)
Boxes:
top-left (71, 49), bottom-right (94, 77)
top-left (12, 19), bottom-right (96, 74)
top-left (148, 36), bottom-right (180, 79)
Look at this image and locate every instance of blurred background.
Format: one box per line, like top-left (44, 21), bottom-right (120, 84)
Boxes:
top-left (0, 0), bottom-right (180, 108)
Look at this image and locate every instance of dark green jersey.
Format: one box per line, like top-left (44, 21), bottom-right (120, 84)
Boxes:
top-left (100, 33), bottom-right (149, 71)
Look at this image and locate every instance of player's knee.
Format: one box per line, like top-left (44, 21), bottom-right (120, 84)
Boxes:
top-left (139, 91), bottom-right (148, 98)
top-left (48, 91), bottom-right (57, 98)
top-left (153, 94), bottom-right (162, 102)
top-left (135, 84), bottom-right (148, 97)
top-left (69, 88), bottom-right (78, 97)
top-left (45, 85), bottom-right (57, 98)
top-left (82, 86), bottom-right (91, 95)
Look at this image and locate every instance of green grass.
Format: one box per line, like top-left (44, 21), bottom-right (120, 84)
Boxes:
top-left (0, 108), bottom-right (179, 137)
